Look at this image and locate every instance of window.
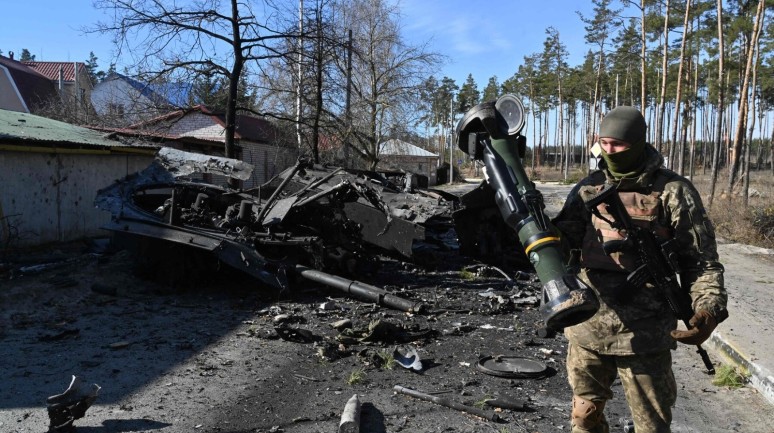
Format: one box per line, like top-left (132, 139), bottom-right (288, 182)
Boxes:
top-left (107, 103), bottom-right (125, 116)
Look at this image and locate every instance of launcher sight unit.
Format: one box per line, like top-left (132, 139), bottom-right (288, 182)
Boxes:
top-left (455, 94), bottom-right (599, 330)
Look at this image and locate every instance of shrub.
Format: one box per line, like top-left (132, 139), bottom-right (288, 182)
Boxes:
top-left (711, 364), bottom-right (749, 389)
top-left (346, 368), bottom-right (366, 385)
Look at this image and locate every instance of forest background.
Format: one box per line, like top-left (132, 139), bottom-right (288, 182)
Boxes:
top-left (3, 0), bottom-right (774, 249)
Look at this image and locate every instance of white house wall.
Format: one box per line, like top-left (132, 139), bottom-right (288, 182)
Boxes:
top-left (0, 151), bottom-right (154, 247)
top-left (91, 78), bottom-right (154, 122)
top-left (0, 66), bottom-right (27, 112)
top-left (165, 112), bottom-right (227, 141)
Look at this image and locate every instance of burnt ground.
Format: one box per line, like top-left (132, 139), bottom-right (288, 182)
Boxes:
top-left (1, 239), bottom-right (771, 433)
top-left (0, 182), bottom-right (771, 433)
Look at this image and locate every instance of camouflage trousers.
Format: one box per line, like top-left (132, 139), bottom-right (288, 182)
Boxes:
top-left (566, 343), bottom-right (677, 433)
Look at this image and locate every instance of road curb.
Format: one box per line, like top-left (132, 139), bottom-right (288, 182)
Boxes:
top-left (707, 330), bottom-right (774, 406)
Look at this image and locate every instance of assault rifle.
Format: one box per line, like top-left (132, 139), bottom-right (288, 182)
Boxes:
top-left (583, 183), bottom-right (715, 375)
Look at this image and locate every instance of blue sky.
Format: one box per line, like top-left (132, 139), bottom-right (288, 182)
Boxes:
top-left (399, 0), bottom-right (603, 87)
top-left (1, 1), bottom-right (115, 65)
top-left (1, 0), bottom-right (606, 92)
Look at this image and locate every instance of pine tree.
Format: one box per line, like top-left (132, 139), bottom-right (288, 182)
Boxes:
top-left (85, 52), bottom-right (103, 85)
top-left (482, 76), bottom-right (500, 102)
top-left (457, 74), bottom-right (480, 114)
top-left (20, 48), bottom-right (35, 61)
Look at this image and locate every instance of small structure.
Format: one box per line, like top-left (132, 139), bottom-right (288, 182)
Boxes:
top-left (0, 54), bottom-right (57, 113)
top-left (0, 109), bottom-right (158, 248)
top-left (109, 105), bottom-right (297, 188)
top-left (378, 139), bottom-right (439, 186)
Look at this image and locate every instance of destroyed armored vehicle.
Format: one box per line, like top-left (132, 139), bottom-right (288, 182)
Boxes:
top-left (95, 148), bottom-right (460, 296)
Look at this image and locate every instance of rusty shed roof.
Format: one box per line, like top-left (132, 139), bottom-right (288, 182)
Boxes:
top-left (0, 108), bottom-right (159, 152)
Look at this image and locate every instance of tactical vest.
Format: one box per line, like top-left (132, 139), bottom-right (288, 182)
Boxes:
top-left (579, 171), bottom-right (675, 273)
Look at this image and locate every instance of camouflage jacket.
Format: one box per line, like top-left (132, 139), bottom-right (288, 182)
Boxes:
top-left (552, 145), bottom-right (727, 355)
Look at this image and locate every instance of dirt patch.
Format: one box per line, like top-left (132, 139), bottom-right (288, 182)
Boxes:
top-left (0, 237), bottom-right (771, 433)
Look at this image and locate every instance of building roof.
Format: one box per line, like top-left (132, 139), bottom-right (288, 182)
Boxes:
top-left (379, 139), bottom-right (438, 157)
top-left (131, 105), bottom-right (284, 145)
top-left (0, 55), bottom-right (58, 112)
top-left (0, 108), bottom-right (158, 151)
top-left (22, 61), bottom-right (89, 85)
top-left (102, 73), bottom-right (193, 108)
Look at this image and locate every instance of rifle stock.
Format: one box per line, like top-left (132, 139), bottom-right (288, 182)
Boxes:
top-left (583, 184), bottom-right (715, 375)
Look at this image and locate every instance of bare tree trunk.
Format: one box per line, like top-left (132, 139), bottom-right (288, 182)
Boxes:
top-left (680, 107), bottom-right (689, 175)
top-left (640, 0), bottom-right (647, 110)
top-left (582, 103), bottom-right (588, 169)
top-left (754, 110), bottom-right (765, 169)
top-left (707, 113), bottom-right (712, 168)
top-left (708, 0), bottom-right (725, 207)
top-left (725, 100), bottom-right (733, 168)
top-left (743, 131), bottom-right (752, 206)
top-left (728, 0), bottom-right (765, 192)
top-left (538, 112), bottom-right (543, 166)
top-left (671, 0), bottom-right (692, 176)
top-left (545, 113), bottom-right (550, 168)
top-left (655, 0), bottom-right (670, 156)
top-left (530, 83), bottom-right (537, 172)
top-left (555, 108), bottom-right (562, 170)
top-left (770, 124), bottom-right (774, 177)
top-left (589, 54), bottom-right (603, 151)
top-left (310, 3), bottom-right (325, 164)
top-left (728, 0), bottom-right (764, 194)
top-left (690, 47), bottom-right (699, 179)
top-left (225, 0), bottom-right (245, 188)
top-left (296, 0), bottom-right (304, 152)
top-left (558, 80), bottom-right (566, 179)
top-left (584, 98), bottom-right (591, 168)
top-left (531, 100), bottom-right (537, 171)
top-left (743, 5), bottom-right (765, 206)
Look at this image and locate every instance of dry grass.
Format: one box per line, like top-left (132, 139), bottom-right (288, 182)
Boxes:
top-left (690, 171), bottom-right (774, 249)
top-left (346, 368), bottom-right (366, 385)
top-left (376, 349), bottom-right (396, 370)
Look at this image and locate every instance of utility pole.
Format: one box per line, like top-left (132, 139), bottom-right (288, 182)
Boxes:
top-left (449, 94), bottom-right (454, 185)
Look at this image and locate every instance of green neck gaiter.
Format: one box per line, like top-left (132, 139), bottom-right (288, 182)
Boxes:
top-left (598, 106), bottom-right (648, 179)
top-left (601, 139), bottom-right (646, 178)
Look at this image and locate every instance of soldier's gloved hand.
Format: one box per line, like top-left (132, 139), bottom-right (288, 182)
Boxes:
top-left (670, 310), bottom-right (717, 345)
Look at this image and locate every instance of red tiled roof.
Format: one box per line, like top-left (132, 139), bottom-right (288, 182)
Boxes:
top-left (22, 61), bottom-right (87, 83)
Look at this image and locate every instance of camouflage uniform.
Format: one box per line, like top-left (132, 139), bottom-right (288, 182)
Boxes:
top-left (552, 145), bottom-right (727, 433)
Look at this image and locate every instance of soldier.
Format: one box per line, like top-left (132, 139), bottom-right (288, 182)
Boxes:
top-left (552, 106), bottom-right (728, 433)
